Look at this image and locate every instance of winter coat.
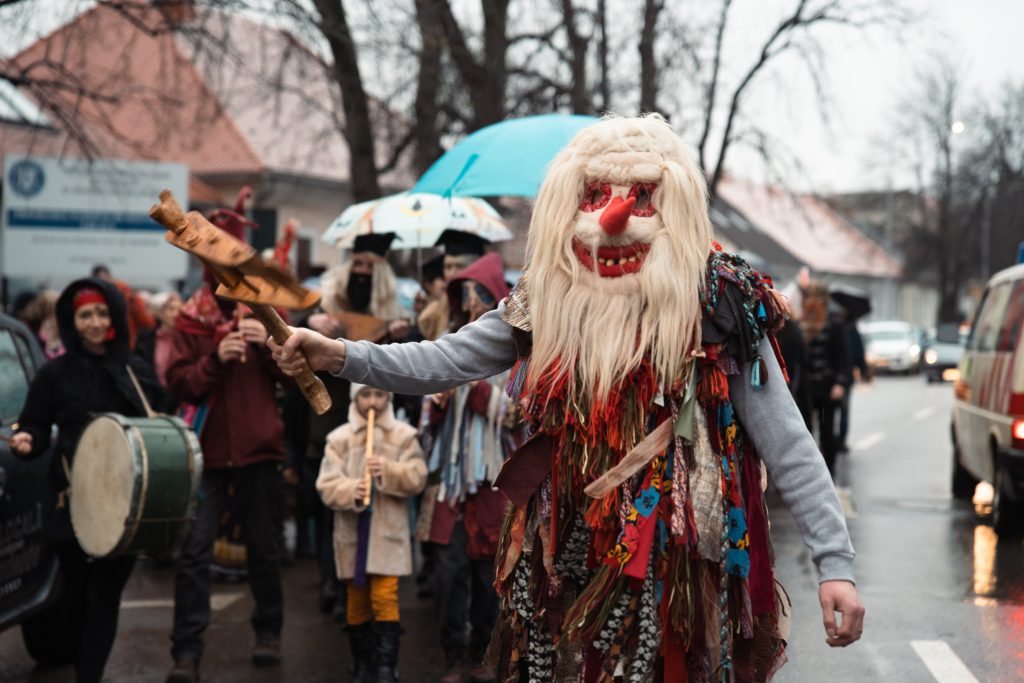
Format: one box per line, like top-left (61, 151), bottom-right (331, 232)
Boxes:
top-left (317, 403), bottom-right (427, 579)
top-left (16, 278), bottom-right (164, 540)
top-left (806, 318), bottom-right (852, 404)
top-left (420, 251), bottom-right (517, 556)
top-left (164, 287), bottom-right (287, 469)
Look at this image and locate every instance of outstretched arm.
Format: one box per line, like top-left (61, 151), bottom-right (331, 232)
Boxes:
top-left (270, 304), bottom-right (518, 396)
top-left (730, 338), bottom-right (864, 647)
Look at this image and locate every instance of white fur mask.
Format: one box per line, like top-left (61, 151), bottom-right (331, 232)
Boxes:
top-left (524, 114), bottom-right (714, 404)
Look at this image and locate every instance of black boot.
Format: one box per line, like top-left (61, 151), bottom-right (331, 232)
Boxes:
top-left (348, 622), bottom-right (375, 683)
top-left (319, 578), bottom-right (338, 613)
top-left (374, 621), bottom-right (401, 683)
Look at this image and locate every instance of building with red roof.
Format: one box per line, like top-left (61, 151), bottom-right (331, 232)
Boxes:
top-left (1, 2), bottom-right (412, 278)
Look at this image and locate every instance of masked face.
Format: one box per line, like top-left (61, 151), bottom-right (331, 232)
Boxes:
top-left (346, 272), bottom-right (372, 312)
top-left (461, 279), bottom-right (496, 323)
top-left (523, 115), bottom-right (713, 403)
top-left (571, 181), bottom-right (660, 283)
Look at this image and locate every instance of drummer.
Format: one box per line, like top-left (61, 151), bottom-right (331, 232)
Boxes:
top-left (10, 277), bottom-right (164, 683)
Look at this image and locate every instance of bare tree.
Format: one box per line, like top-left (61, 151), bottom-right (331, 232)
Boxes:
top-left (412, 0), bottom-right (444, 174)
top-left (684, 0), bottom-right (907, 198)
top-left (434, 0), bottom-right (510, 130)
top-left (310, 0), bottom-right (381, 201)
top-left (638, 0), bottom-right (663, 113)
top-left (885, 57), bottom-right (979, 322)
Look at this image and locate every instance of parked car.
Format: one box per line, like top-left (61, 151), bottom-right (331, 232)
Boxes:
top-left (0, 312), bottom-right (74, 665)
top-left (861, 320), bottom-right (922, 374)
top-left (923, 323), bottom-right (968, 383)
top-left (951, 263), bottom-right (1024, 534)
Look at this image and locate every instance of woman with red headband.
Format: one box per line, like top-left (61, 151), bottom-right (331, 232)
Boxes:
top-left (10, 277), bottom-right (163, 683)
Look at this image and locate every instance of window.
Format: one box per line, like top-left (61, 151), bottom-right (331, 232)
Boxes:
top-left (998, 280), bottom-right (1024, 352)
top-left (973, 283), bottom-right (1012, 352)
top-left (0, 330), bottom-right (31, 424)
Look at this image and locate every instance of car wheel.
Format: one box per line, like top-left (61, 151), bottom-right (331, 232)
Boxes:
top-left (951, 442), bottom-right (979, 501)
top-left (992, 457), bottom-right (1024, 536)
top-left (20, 591), bottom-right (77, 666)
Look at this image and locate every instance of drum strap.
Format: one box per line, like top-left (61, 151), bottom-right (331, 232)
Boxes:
top-left (126, 365), bottom-right (156, 418)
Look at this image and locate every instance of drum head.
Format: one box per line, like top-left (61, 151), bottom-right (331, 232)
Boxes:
top-left (70, 415), bottom-right (137, 557)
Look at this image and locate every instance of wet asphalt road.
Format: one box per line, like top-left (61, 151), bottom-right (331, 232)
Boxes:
top-left (2, 375), bottom-right (1021, 682)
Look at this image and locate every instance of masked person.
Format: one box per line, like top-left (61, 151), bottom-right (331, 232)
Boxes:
top-left (411, 253), bottom-right (447, 342)
top-left (418, 253), bottom-right (524, 683)
top-left (417, 230), bottom-right (489, 343)
top-left (316, 233), bottom-right (409, 339)
top-left (801, 282), bottom-right (852, 476)
top-left (271, 116), bottom-right (864, 682)
top-left (11, 279), bottom-right (163, 683)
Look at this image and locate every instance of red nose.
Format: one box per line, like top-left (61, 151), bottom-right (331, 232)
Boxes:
top-left (599, 195), bottom-right (635, 236)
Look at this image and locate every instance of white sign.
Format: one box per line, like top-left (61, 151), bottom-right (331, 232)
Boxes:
top-left (2, 155), bottom-right (189, 289)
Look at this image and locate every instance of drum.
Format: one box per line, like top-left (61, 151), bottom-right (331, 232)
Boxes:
top-left (70, 413), bottom-right (202, 559)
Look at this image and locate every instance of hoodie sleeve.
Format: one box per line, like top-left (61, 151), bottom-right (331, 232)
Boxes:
top-left (334, 303), bottom-right (518, 395)
top-left (729, 337), bottom-right (856, 584)
top-left (15, 361), bottom-right (57, 458)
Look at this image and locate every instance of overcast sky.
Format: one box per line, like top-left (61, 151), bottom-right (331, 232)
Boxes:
top-left (765, 0), bottom-right (1024, 192)
top-left (2, 0), bottom-right (1020, 195)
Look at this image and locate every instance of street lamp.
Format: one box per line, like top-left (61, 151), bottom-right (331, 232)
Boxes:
top-left (951, 121), bottom-right (966, 135)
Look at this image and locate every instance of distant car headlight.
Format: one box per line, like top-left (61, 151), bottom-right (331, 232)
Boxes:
top-left (924, 349), bottom-right (938, 365)
top-left (909, 344), bottom-right (921, 359)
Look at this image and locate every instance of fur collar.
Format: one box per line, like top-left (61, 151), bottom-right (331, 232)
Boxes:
top-left (346, 402), bottom-right (396, 433)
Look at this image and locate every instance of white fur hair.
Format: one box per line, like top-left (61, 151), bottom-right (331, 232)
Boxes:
top-left (525, 114), bottom-right (713, 403)
top-left (320, 258), bottom-right (404, 320)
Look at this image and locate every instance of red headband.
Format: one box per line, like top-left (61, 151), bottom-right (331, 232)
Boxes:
top-left (73, 287), bottom-right (107, 311)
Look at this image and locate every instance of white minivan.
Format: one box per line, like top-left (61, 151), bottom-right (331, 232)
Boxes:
top-left (951, 263), bottom-right (1024, 534)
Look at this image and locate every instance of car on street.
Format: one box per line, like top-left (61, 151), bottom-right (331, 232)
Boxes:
top-left (0, 312), bottom-right (73, 665)
top-left (861, 320), bottom-right (922, 374)
top-left (951, 262), bottom-right (1024, 534)
top-left (923, 323), bottom-right (968, 383)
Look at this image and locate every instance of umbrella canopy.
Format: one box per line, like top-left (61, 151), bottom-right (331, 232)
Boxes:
top-left (411, 114), bottom-right (598, 197)
top-left (829, 284), bottom-right (872, 320)
top-left (322, 192), bottom-right (512, 250)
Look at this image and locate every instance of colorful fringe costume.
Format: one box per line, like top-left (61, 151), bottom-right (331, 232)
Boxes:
top-left (490, 250), bottom-right (792, 683)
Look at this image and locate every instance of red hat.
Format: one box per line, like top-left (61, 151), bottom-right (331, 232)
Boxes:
top-left (73, 287), bottom-right (107, 311)
top-left (208, 186), bottom-right (258, 241)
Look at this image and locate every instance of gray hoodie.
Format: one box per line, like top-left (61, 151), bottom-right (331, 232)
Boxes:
top-left (333, 302), bottom-right (856, 584)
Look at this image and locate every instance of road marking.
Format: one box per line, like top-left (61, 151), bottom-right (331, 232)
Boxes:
top-left (123, 592), bottom-right (243, 611)
top-left (852, 431), bottom-right (885, 451)
top-left (913, 406), bottom-right (937, 420)
top-left (911, 640), bottom-right (980, 683)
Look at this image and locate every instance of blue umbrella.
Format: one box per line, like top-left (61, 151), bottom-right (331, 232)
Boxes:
top-left (411, 114), bottom-right (598, 198)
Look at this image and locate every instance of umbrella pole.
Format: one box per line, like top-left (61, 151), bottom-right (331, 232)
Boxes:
top-left (417, 245), bottom-right (423, 281)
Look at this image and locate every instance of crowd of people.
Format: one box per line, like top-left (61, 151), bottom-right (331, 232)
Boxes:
top-left (7, 117), bottom-right (864, 683)
top-left (6, 190), bottom-right (520, 683)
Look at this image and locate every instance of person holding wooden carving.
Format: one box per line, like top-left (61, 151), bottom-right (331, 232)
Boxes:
top-left (316, 383), bottom-right (427, 683)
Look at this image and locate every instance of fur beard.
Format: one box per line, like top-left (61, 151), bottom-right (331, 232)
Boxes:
top-left (526, 233), bottom-right (705, 405)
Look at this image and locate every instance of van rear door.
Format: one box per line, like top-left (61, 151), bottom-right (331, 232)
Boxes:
top-left (959, 282), bottom-right (1013, 481)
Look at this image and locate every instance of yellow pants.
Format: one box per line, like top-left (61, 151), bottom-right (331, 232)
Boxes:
top-left (347, 575), bottom-right (400, 625)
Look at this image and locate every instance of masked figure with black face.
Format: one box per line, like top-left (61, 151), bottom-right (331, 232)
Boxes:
top-left (294, 233), bottom-right (412, 621)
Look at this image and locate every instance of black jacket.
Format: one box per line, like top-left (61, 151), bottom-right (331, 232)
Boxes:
top-left (17, 278), bottom-right (163, 538)
top-left (806, 318), bottom-right (852, 402)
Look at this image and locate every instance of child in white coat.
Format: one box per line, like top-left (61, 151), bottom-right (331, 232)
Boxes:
top-left (317, 383), bottom-right (427, 683)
